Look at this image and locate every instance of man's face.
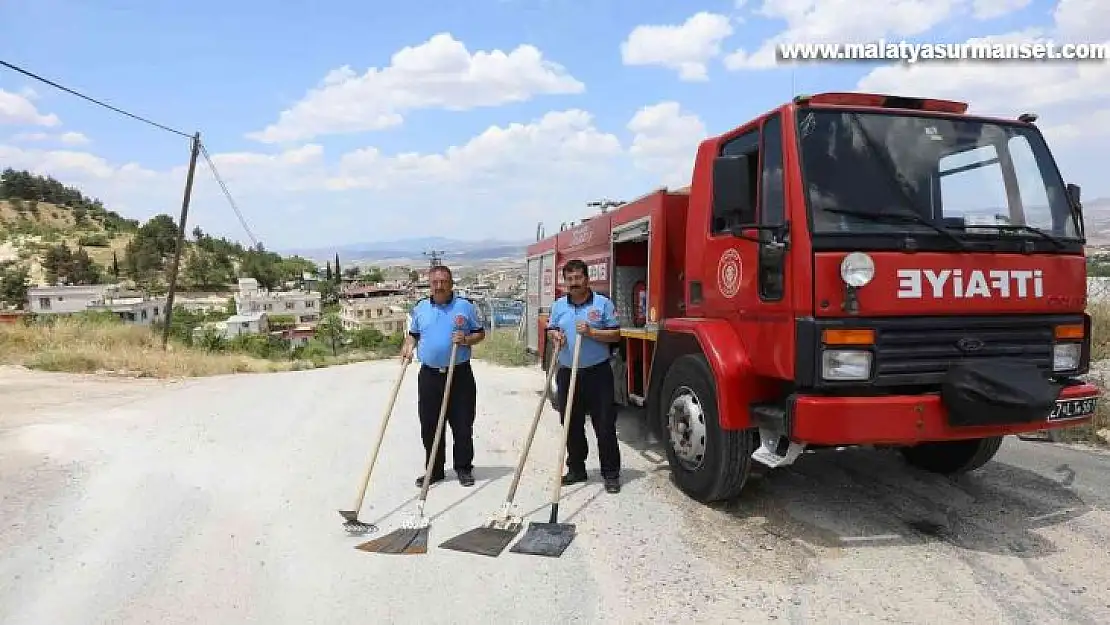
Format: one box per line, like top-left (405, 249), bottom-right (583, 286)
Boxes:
top-left (564, 269), bottom-right (588, 294)
top-left (430, 270), bottom-right (453, 298)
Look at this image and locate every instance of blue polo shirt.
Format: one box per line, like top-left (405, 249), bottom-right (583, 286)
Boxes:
top-left (547, 290), bottom-right (620, 368)
top-left (408, 295), bottom-right (484, 368)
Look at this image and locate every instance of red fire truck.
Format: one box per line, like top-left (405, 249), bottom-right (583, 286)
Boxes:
top-left (522, 92), bottom-right (1101, 504)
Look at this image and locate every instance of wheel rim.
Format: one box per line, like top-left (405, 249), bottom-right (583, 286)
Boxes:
top-left (667, 385), bottom-right (707, 471)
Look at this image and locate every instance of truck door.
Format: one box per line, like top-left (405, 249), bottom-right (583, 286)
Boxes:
top-left (700, 112), bottom-right (794, 379)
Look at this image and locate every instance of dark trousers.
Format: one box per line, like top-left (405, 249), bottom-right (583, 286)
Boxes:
top-left (556, 361), bottom-right (621, 479)
top-left (418, 361), bottom-right (477, 475)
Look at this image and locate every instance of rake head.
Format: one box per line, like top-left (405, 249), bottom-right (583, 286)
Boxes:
top-left (338, 510), bottom-right (377, 535)
top-left (400, 513), bottom-right (430, 531)
top-left (485, 505), bottom-right (523, 533)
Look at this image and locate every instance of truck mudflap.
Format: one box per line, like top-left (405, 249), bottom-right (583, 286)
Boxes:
top-left (787, 380), bottom-right (1100, 446)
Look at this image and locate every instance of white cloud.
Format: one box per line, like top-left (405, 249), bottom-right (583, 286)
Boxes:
top-left (723, 0), bottom-right (1025, 69)
top-left (856, 0), bottom-right (1110, 141)
top-left (59, 131), bottom-right (89, 146)
top-left (627, 102), bottom-right (706, 188)
top-left (13, 131), bottom-right (90, 145)
top-left (0, 88), bottom-right (61, 127)
top-left (621, 12), bottom-right (735, 81)
top-left (328, 109), bottom-right (621, 190)
top-left (247, 33), bottom-right (585, 144)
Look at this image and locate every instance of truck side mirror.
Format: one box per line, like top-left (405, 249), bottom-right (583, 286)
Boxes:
top-left (712, 155), bottom-right (754, 224)
top-left (1067, 183), bottom-right (1082, 209)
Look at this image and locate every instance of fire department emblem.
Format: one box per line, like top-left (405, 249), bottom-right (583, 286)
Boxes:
top-left (717, 248), bottom-right (742, 299)
top-left (454, 314), bottom-right (467, 328)
top-left (588, 308), bottom-right (601, 322)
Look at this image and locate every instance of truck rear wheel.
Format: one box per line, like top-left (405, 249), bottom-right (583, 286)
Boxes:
top-left (899, 436), bottom-right (1003, 475)
top-left (659, 353), bottom-right (757, 503)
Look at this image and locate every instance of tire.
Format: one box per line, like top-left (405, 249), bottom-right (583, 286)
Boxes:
top-left (899, 436), bottom-right (1003, 475)
top-left (658, 353), bottom-right (758, 503)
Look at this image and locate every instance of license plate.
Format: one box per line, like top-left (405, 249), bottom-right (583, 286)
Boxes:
top-left (1048, 397), bottom-right (1098, 422)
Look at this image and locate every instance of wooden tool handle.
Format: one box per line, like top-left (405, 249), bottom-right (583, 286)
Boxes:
top-left (417, 342), bottom-right (459, 503)
top-left (549, 336), bottom-right (583, 509)
top-left (505, 346), bottom-right (561, 504)
top-left (350, 359), bottom-right (410, 512)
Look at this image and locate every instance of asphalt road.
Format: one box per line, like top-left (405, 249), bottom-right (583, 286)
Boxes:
top-left (1, 362), bottom-right (1109, 624)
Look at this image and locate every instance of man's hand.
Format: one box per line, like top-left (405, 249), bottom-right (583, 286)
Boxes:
top-left (546, 328), bottom-right (565, 347)
top-left (452, 330), bottom-right (468, 345)
top-left (575, 320), bottom-right (591, 337)
top-left (400, 342), bottom-right (414, 362)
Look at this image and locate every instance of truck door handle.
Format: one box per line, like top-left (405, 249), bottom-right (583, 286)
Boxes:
top-left (689, 281), bottom-right (703, 304)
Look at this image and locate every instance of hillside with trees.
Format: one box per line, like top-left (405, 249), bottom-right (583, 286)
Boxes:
top-left (0, 167), bottom-right (318, 309)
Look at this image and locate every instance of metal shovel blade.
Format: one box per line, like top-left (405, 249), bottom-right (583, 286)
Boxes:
top-left (509, 521), bottom-right (576, 557)
top-left (354, 527), bottom-right (429, 555)
top-left (439, 520), bottom-right (523, 558)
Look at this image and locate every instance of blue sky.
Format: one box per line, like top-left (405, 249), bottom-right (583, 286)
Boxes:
top-left (1, 0), bottom-right (1107, 250)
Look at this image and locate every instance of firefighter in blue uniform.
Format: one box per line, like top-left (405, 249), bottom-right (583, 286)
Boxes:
top-left (546, 258), bottom-right (623, 493)
top-left (401, 265), bottom-right (485, 487)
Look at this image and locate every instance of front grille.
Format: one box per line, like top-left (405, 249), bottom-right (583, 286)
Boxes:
top-left (872, 317), bottom-right (1068, 386)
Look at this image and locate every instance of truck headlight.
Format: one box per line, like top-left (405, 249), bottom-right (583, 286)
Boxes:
top-left (822, 350), bottom-right (872, 381)
top-left (1053, 343), bottom-right (1081, 372)
top-left (840, 252), bottom-right (875, 288)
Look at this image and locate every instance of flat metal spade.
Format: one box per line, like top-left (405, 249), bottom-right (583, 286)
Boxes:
top-left (354, 343), bottom-right (459, 555)
top-left (439, 347), bottom-right (562, 557)
top-left (510, 336), bottom-right (582, 558)
top-left (338, 359), bottom-right (411, 535)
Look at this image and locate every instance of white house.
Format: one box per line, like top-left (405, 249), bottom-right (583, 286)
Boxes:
top-left (27, 284), bottom-right (166, 326)
top-left (234, 278), bottom-right (321, 325)
top-left (224, 312), bottom-right (269, 338)
top-left (28, 284), bottom-right (113, 314)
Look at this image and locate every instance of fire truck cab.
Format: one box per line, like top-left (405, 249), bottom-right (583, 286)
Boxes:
top-left (523, 92), bottom-right (1101, 504)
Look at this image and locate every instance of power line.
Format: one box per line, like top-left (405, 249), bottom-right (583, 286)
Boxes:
top-left (1, 59), bottom-right (261, 251)
top-left (198, 142), bottom-right (259, 248)
top-left (0, 59), bottom-right (193, 139)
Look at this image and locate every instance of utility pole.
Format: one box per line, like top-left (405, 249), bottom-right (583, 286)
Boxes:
top-left (161, 131), bottom-right (201, 350)
top-left (424, 249), bottom-right (445, 268)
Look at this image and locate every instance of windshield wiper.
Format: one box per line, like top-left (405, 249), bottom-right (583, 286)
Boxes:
top-left (961, 223), bottom-right (1066, 249)
top-left (824, 207), bottom-right (970, 250)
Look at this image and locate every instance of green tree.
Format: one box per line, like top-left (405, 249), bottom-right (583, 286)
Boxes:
top-left (0, 261), bottom-right (30, 309)
top-left (365, 267), bottom-right (384, 282)
top-left (316, 312), bottom-right (346, 357)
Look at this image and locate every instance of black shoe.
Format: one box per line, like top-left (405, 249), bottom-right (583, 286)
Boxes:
top-left (457, 470), bottom-right (475, 487)
top-left (603, 476), bottom-right (621, 493)
top-left (561, 471), bottom-right (587, 486)
top-left (415, 473), bottom-right (445, 488)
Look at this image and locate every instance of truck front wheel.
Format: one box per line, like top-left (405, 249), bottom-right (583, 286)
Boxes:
top-left (659, 354), bottom-right (757, 503)
top-left (899, 436), bottom-right (1004, 475)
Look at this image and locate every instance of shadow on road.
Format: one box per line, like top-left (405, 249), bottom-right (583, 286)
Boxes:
top-left (714, 448), bottom-right (1097, 558)
top-left (609, 399), bottom-right (1098, 559)
top-left (357, 466), bottom-right (515, 528)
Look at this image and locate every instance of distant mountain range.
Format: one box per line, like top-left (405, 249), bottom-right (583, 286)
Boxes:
top-left (281, 237), bottom-right (534, 264)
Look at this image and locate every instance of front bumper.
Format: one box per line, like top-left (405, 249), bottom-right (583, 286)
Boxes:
top-left (788, 381), bottom-right (1101, 445)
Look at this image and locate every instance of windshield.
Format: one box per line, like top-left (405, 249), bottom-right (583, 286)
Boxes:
top-left (796, 109), bottom-right (1078, 241)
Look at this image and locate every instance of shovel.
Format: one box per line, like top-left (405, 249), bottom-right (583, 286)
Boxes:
top-left (439, 346), bottom-right (562, 557)
top-left (510, 334), bottom-right (582, 558)
top-left (355, 342), bottom-right (459, 555)
top-left (338, 358), bottom-right (411, 534)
